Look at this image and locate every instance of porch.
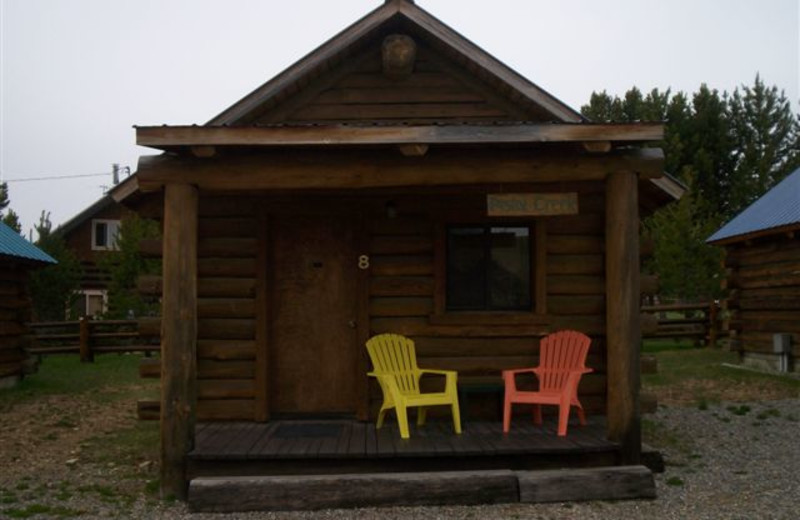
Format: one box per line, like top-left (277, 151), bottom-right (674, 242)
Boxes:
top-left (188, 417), bottom-right (619, 478)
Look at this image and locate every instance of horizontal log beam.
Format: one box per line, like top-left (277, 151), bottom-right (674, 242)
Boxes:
top-left (137, 148), bottom-right (665, 192)
top-left (517, 466), bottom-right (655, 503)
top-left (137, 399), bottom-right (254, 422)
top-left (188, 470), bottom-right (519, 512)
top-left (137, 124), bottom-right (664, 148)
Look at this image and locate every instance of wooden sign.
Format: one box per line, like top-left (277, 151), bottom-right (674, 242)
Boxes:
top-left (487, 193), bottom-right (579, 217)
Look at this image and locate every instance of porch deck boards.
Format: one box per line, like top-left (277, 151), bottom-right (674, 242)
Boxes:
top-left (190, 418), bottom-right (616, 461)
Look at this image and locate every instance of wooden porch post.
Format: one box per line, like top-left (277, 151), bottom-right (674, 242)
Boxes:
top-left (605, 171), bottom-right (641, 464)
top-left (160, 183), bottom-right (198, 500)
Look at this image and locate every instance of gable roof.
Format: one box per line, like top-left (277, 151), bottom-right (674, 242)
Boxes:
top-left (0, 222), bottom-right (57, 266)
top-left (55, 195), bottom-right (116, 238)
top-left (707, 167), bottom-right (800, 245)
top-left (208, 0), bottom-right (584, 126)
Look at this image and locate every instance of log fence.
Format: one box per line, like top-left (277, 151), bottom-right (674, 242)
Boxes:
top-left (26, 318), bottom-right (160, 362)
top-left (641, 301), bottom-right (725, 346)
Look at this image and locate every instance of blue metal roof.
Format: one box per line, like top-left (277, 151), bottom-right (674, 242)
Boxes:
top-left (708, 167), bottom-right (800, 244)
top-left (0, 221), bottom-right (57, 265)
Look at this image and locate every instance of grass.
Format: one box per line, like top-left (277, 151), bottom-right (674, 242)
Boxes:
top-left (81, 422), bottom-right (159, 468)
top-left (641, 342), bottom-right (800, 406)
top-left (665, 476), bottom-right (685, 487)
top-left (643, 338), bottom-right (699, 354)
top-left (0, 354), bottom-right (157, 410)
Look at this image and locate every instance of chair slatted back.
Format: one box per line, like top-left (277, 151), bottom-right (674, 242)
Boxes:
top-left (366, 333), bottom-right (420, 395)
top-left (538, 330), bottom-right (591, 392)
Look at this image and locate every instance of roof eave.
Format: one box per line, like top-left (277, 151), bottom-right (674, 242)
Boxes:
top-left (136, 123), bottom-right (665, 150)
top-left (707, 222), bottom-right (800, 246)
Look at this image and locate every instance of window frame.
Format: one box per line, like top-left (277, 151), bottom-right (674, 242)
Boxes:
top-left (91, 219), bottom-right (120, 251)
top-left (433, 219), bottom-right (548, 325)
top-left (71, 289), bottom-right (108, 318)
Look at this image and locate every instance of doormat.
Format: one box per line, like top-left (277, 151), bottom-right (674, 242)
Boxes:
top-left (274, 424), bottom-right (344, 438)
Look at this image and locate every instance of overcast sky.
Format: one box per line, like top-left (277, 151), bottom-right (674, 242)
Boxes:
top-left (1, 0), bottom-right (798, 234)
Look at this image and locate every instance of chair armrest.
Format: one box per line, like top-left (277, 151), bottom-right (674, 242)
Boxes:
top-left (502, 367), bottom-right (539, 392)
top-left (502, 367), bottom-right (537, 377)
top-left (418, 369), bottom-right (458, 394)
top-left (418, 369), bottom-right (456, 377)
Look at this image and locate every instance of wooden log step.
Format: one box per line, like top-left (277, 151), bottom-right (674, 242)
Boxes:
top-left (517, 465), bottom-right (655, 503)
top-left (188, 470), bottom-right (519, 512)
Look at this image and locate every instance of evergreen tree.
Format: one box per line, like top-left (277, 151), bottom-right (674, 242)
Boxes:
top-left (0, 182), bottom-right (22, 233)
top-left (644, 175), bottom-right (724, 300)
top-left (728, 75), bottom-right (798, 215)
top-left (99, 214), bottom-right (161, 319)
top-left (685, 85), bottom-right (735, 219)
top-left (2, 209), bottom-right (22, 233)
top-left (29, 211), bottom-right (83, 321)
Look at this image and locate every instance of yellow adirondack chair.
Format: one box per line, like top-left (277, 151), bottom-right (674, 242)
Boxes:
top-left (366, 333), bottom-right (462, 439)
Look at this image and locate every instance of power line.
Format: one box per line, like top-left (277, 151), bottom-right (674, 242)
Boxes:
top-left (1, 172), bottom-right (112, 183)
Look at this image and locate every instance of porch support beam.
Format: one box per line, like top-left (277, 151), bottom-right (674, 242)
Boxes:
top-left (137, 148), bottom-right (664, 193)
top-left (160, 183), bottom-right (199, 500)
top-left (605, 170), bottom-right (641, 464)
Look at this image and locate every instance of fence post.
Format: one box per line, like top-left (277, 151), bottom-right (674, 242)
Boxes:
top-left (79, 317), bottom-right (93, 363)
top-left (708, 301), bottom-right (718, 348)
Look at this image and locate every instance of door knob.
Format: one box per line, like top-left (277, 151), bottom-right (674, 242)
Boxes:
top-left (348, 320), bottom-right (357, 329)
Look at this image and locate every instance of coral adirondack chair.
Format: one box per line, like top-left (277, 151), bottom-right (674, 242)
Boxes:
top-left (366, 333), bottom-right (462, 439)
top-left (502, 330), bottom-right (593, 436)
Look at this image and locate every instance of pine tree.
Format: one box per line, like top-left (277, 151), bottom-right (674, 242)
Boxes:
top-left (0, 182), bottom-right (22, 233)
top-left (2, 209), bottom-right (22, 233)
top-left (29, 211), bottom-right (83, 321)
top-left (644, 174), bottom-right (724, 300)
top-left (685, 85), bottom-right (735, 219)
top-left (0, 182), bottom-right (9, 213)
top-left (728, 75), bottom-right (797, 215)
top-left (99, 214), bottom-right (161, 319)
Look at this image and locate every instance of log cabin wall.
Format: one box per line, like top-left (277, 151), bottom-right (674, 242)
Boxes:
top-left (194, 197), bottom-right (259, 421)
top-left (0, 263), bottom-right (34, 387)
top-left (365, 185), bottom-right (608, 419)
top-left (182, 182), bottom-right (610, 422)
top-left (725, 234), bottom-right (800, 371)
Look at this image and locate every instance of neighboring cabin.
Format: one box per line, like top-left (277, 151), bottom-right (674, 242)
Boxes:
top-left (709, 167), bottom-right (800, 373)
top-left (0, 222), bottom-right (56, 388)
top-left (56, 194), bottom-right (129, 318)
top-left (113, 0), bottom-right (684, 500)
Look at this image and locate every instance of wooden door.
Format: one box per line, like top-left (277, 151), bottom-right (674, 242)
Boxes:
top-left (270, 214), bottom-right (359, 416)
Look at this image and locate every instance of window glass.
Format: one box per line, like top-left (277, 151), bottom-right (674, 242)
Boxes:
top-left (95, 222), bottom-right (108, 248)
top-left (446, 227), bottom-right (486, 310)
top-left (488, 227), bottom-right (530, 309)
top-left (446, 226), bottom-right (531, 311)
top-left (87, 294), bottom-right (105, 317)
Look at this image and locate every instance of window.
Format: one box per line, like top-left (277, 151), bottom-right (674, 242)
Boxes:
top-left (92, 219), bottom-right (120, 251)
top-left (446, 226), bottom-right (531, 311)
top-left (70, 290), bottom-right (107, 318)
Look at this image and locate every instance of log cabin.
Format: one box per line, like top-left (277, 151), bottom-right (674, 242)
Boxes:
top-left (0, 222), bottom-right (56, 388)
top-left (708, 166), bottom-right (800, 373)
top-left (56, 194), bottom-right (130, 317)
top-left (112, 0), bottom-right (685, 504)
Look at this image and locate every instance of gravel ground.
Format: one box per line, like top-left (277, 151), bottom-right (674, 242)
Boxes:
top-left (3, 397), bottom-right (798, 519)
